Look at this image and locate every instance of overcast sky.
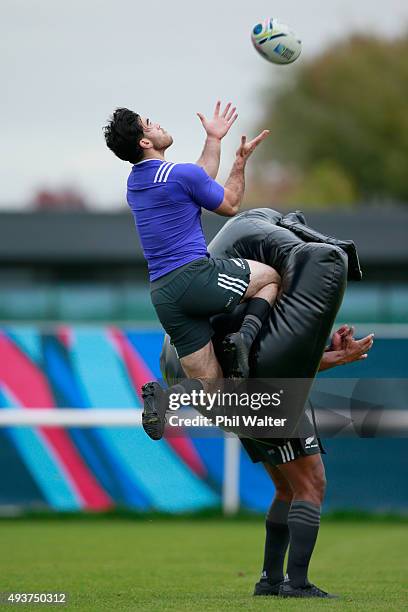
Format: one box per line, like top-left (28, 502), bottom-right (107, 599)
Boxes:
top-left (1, 0), bottom-right (407, 210)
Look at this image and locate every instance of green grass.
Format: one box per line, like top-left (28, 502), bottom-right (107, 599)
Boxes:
top-left (0, 519), bottom-right (407, 611)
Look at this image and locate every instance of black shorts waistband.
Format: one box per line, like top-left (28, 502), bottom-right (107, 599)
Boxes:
top-left (150, 257), bottom-right (209, 291)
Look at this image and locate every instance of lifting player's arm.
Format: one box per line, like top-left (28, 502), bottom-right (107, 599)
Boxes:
top-left (196, 101), bottom-right (238, 179)
top-left (214, 130), bottom-right (270, 217)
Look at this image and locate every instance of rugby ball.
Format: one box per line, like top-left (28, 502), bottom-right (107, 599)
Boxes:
top-left (251, 18), bottom-right (302, 65)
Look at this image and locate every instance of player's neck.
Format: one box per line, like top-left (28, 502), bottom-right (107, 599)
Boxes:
top-left (142, 151), bottom-right (166, 162)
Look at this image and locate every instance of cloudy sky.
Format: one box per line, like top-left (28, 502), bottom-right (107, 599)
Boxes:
top-left (1, 0), bottom-right (407, 210)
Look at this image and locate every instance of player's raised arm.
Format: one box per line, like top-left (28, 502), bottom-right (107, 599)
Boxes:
top-left (196, 100), bottom-right (238, 179)
top-left (214, 130), bottom-right (270, 217)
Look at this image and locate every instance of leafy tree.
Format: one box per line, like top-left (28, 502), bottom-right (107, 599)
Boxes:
top-left (286, 160), bottom-right (357, 207)
top-left (254, 33), bottom-right (408, 205)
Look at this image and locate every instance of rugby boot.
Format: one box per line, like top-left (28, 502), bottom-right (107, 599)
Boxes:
top-left (222, 332), bottom-right (251, 378)
top-left (279, 582), bottom-right (338, 598)
top-left (253, 577), bottom-right (285, 596)
top-left (141, 381), bottom-right (168, 440)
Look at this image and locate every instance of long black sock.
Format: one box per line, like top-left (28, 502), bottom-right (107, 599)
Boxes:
top-left (287, 500), bottom-right (321, 588)
top-left (261, 499), bottom-right (290, 584)
top-left (174, 379), bottom-right (204, 395)
top-left (166, 379), bottom-right (203, 399)
top-left (239, 297), bottom-right (270, 345)
top-left (163, 379), bottom-right (204, 410)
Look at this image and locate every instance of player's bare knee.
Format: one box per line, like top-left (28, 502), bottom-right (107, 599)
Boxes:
top-left (301, 473), bottom-right (326, 504)
top-left (294, 487), bottom-right (321, 506)
top-left (254, 282), bottom-right (279, 303)
top-left (290, 473), bottom-right (321, 505)
top-left (180, 341), bottom-right (222, 380)
top-left (274, 486), bottom-right (293, 504)
top-left (309, 459), bottom-right (326, 502)
top-left (246, 260), bottom-right (281, 288)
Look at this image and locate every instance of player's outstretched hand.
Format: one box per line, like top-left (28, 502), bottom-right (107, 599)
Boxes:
top-left (326, 325), bottom-right (374, 365)
top-left (321, 325), bottom-right (375, 370)
top-left (328, 324), bottom-right (350, 352)
top-left (338, 326), bottom-right (375, 363)
top-left (236, 130), bottom-right (270, 161)
top-left (197, 100), bottom-right (238, 140)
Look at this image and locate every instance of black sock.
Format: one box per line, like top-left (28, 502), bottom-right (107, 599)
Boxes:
top-left (166, 378), bottom-right (204, 397)
top-left (261, 499), bottom-right (290, 584)
top-left (163, 379), bottom-right (204, 410)
top-left (177, 379), bottom-right (204, 395)
top-left (287, 500), bottom-right (321, 588)
top-left (239, 298), bottom-right (270, 345)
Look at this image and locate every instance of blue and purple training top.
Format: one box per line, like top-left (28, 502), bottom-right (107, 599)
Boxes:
top-left (127, 159), bottom-right (225, 281)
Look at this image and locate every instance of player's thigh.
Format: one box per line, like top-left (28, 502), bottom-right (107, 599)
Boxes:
top-left (243, 259), bottom-right (281, 299)
top-left (180, 339), bottom-right (223, 379)
top-left (152, 297), bottom-right (215, 362)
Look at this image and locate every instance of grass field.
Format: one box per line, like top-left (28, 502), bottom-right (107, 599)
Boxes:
top-left (0, 518), bottom-right (407, 611)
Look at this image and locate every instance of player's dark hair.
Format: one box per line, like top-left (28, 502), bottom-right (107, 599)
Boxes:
top-left (103, 108), bottom-right (144, 163)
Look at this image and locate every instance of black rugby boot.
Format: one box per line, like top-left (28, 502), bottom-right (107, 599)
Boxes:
top-left (253, 577), bottom-right (285, 596)
top-left (141, 382), bottom-right (168, 440)
top-left (222, 332), bottom-right (251, 378)
top-left (279, 582), bottom-right (338, 598)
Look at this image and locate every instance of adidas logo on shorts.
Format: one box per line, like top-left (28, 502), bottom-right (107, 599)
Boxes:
top-left (276, 442), bottom-right (295, 463)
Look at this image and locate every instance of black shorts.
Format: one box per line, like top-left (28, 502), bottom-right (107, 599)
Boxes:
top-left (240, 411), bottom-right (325, 467)
top-left (150, 256), bottom-right (251, 358)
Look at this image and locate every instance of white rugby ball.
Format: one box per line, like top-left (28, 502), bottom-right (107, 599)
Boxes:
top-left (251, 17), bottom-right (302, 65)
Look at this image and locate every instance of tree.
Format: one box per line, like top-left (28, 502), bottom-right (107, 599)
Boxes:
top-left (253, 33), bottom-right (408, 205)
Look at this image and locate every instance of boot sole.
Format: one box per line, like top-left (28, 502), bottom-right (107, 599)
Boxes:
top-left (142, 382), bottom-right (166, 441)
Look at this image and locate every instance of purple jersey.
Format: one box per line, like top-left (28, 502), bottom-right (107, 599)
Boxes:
top-left (127, 159), bottom-right (225, 281)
